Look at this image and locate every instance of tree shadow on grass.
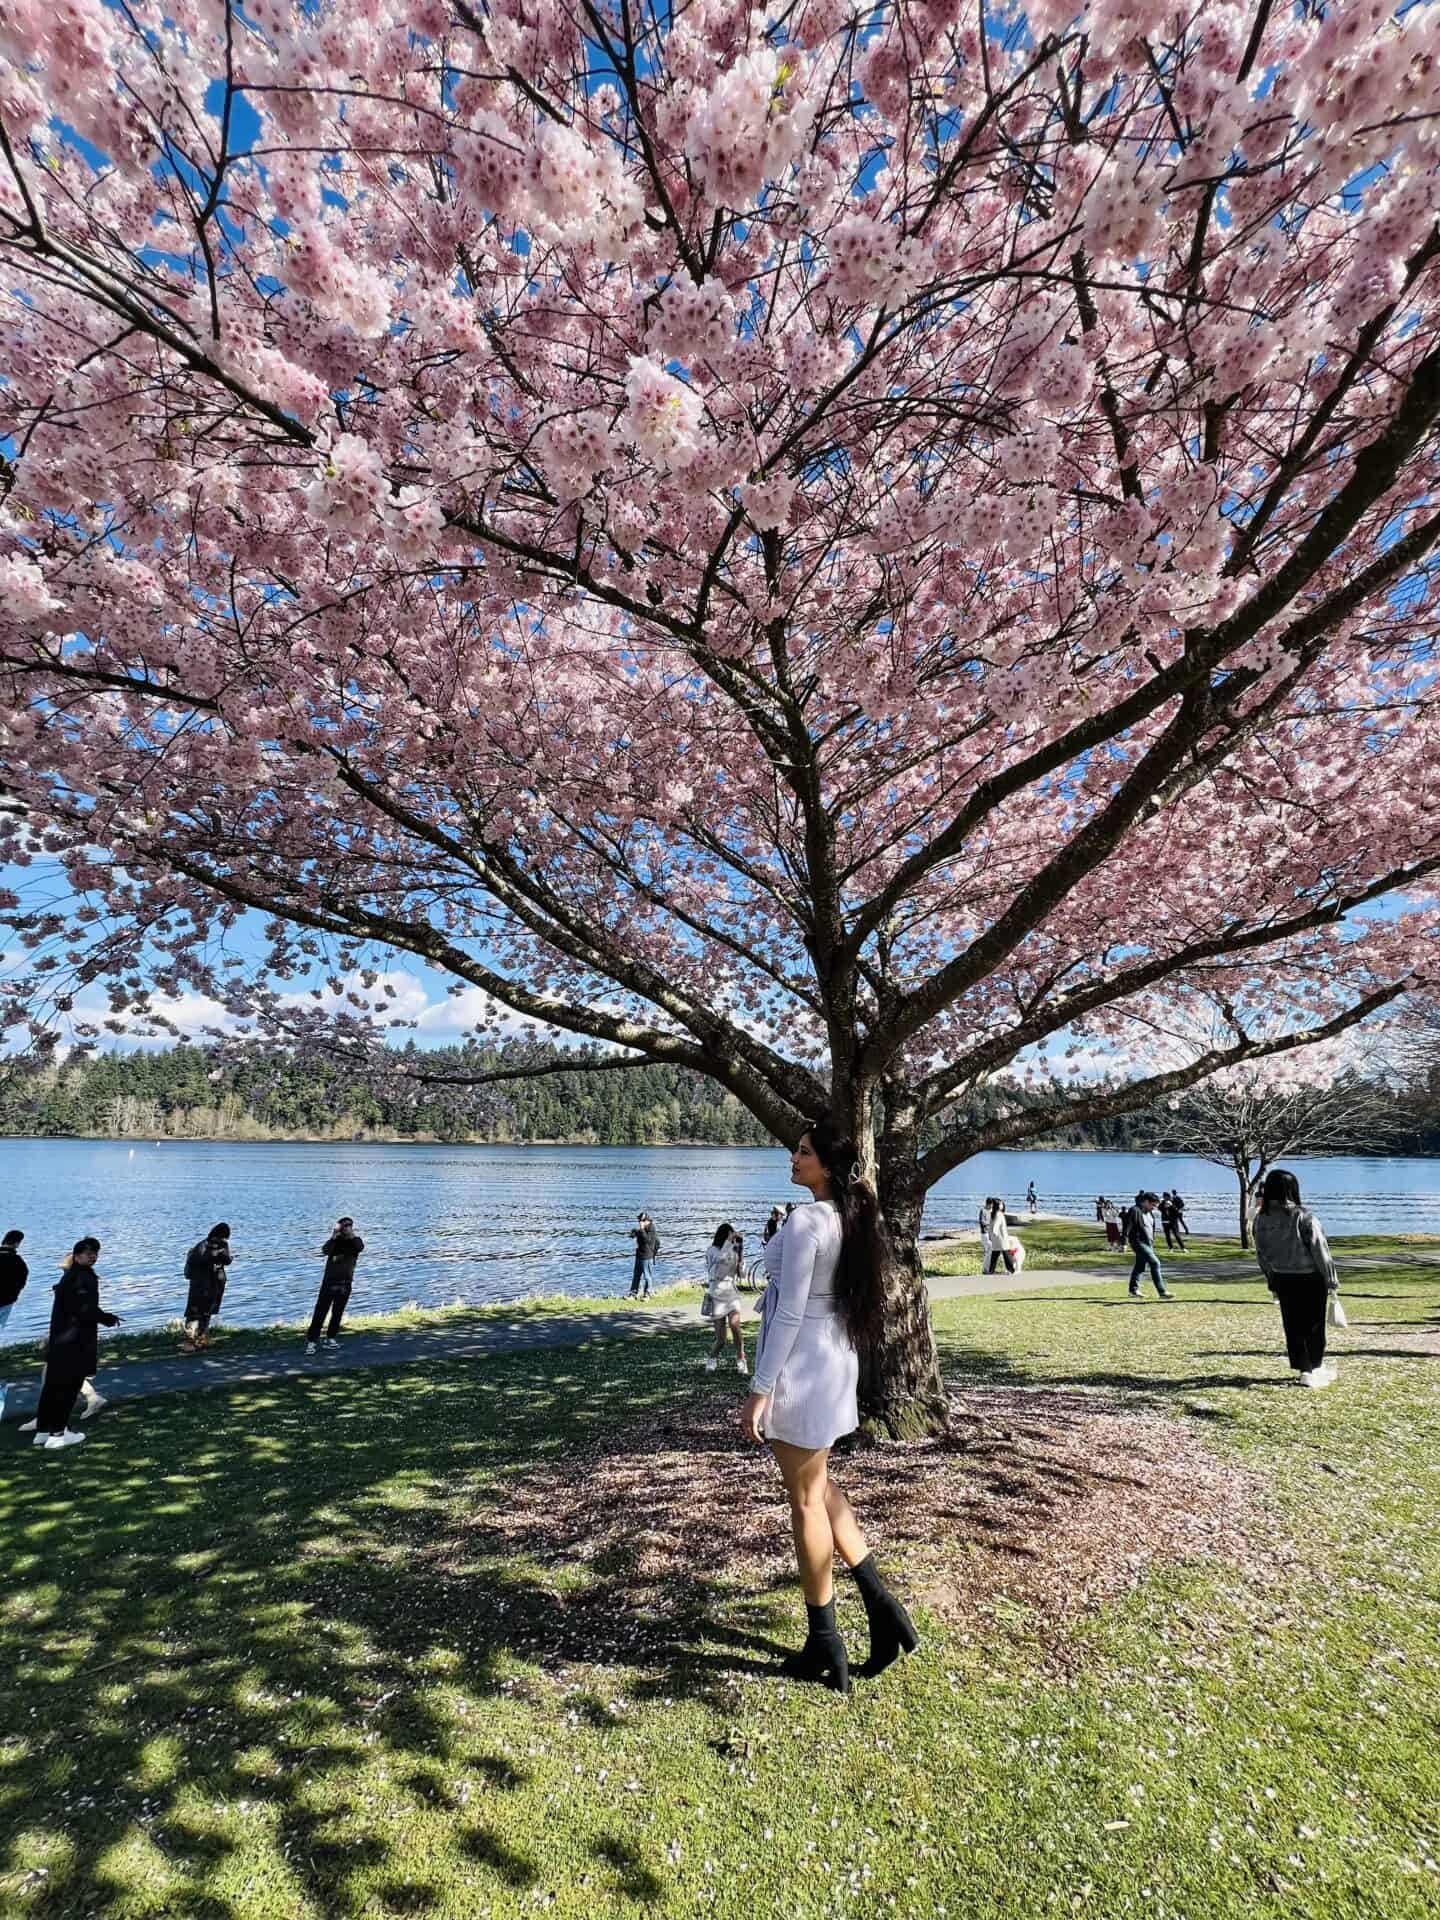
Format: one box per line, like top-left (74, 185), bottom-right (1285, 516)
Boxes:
top-left (0, 1327), bottom-right (1269, 1918)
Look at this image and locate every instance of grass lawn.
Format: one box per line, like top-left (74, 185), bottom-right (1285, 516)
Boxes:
top-left (925, 1218), bottom-right (1243, 1277)
top-left (0, 1283), bottom-right (714, 1371)
top-left (2, 1248), bottom-right (1439, 1918)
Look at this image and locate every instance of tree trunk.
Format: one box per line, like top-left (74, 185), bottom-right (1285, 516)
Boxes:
top-left (857, 1182), bottom-right (951, 1441)
top-left (1237, 1171), bottom-right (1250, 1249)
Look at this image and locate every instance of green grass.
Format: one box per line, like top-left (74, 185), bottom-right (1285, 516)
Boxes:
top-left (924, 1217), bottom-right (1242, 1276)
top-left (1, 1282), bottom-right (712, 1370)
top-left (2, 1250), bottom-right (1439, 1917)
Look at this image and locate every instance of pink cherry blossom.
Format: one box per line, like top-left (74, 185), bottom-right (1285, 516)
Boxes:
top-left (0, 0), bottom-right (1437, 1430)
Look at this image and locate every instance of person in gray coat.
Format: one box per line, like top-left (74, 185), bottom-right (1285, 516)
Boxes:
top-left (1252, 1169), bottom-right (1339, 1388)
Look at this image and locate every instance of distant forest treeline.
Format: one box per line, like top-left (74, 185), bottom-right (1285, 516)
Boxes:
top-left (2, 1040), bottom-right (1436, 1154)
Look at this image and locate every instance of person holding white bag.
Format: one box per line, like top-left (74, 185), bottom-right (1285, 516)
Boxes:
top-left (1252, 1169), bottom-right (1342, 1389)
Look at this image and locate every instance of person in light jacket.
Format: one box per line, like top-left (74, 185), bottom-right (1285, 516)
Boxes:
top-left (742, 1120), bottom-right (919, 1694)
top-left (984, 1200), bottom-right (1016, 1275)
top-left (703, 1222), bottom-right (748, 1375)
top-left (1252, 1169), bottom-right (1339, 1388)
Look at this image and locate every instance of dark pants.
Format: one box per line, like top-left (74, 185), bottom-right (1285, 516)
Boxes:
top-left (36, 1354), bottom-right (88, 1435)
top-left (308, 1282), bottom-right (351, 1343)
top-left (1272, 1273), bottom-right (1327, 1372)
top-left (1163, 1223), bottom-right (1185, 1250)
top-left (186, 1313), bottom-right (211, 1337)
top-left (986, 1250), bottom-right (1016, 1274)
top-left (1130, 1248), bottom-right (1167, 1295)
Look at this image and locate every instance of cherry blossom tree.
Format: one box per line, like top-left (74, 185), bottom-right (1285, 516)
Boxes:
top-left (2, 0), bottom-right (1440, 1433)
top-left (1157, 1057), bottom-right (1402, 1244)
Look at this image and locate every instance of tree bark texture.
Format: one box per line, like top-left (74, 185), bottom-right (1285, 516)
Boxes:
top-left (857, 1179), bottom-right (951, 1441)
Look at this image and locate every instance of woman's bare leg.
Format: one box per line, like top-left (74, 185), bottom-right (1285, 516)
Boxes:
top-left (728, 1310), bottom-right (747, 1366)
top-left (771, 1440), bottom-right (837, 1604)
top-left (709, 1318), bottom-right (728, 1358)
top-left (823, 1479), bottom-right (869, 1569)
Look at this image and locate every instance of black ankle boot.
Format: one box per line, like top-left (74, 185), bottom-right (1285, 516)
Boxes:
top-left (851, 1555), bottom-right (920, 1677)
top-left (779, 1598), bottom-right (851, 1695)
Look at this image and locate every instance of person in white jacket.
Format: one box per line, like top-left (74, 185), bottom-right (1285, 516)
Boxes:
top-left (984, 1200), bottom-right (1016, 1275)
top-left (703, 1222), bottom-right (748, 1374)
top-left (741, 1119), bottom-right (920, 1694)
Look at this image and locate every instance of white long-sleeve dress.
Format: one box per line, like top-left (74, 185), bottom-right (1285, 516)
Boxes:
top-left (751, 1200), bottom-right (858, 1449)
top-left (704, 1239), bottom-right (742, 1316)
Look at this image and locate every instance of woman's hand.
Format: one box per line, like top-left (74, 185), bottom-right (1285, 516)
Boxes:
top-left (740, 1391), bottom-right (769, 1444)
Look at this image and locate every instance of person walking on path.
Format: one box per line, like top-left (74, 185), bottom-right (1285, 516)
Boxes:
top-left (628, 1212), bottom-right (660, 1298)
top-left (742, 1120), bottom-right (919, 1694)
top-left (1159, 1192), bottom-right (1187, 1253)
top-left (1127, 1193), bottom-right (1171, 1299)
top-left (984, 1200), bottom-right (1016, 1275)
top-left (1253, 1169), bottom-right (1340, 1389)
top-left (32, 1238), bottom-right (121, 1451)
top-left (182, 1224), bottom-right (233, 1350)
top-left (1026, 1181), bottom-right (1038, 1216)
top-left (306, 1218), bottom-right (364, 1355)
top-left (703, 1223), bottom-right (748, 1375)
top-left (0, 1230), bottom-right (29, 1423)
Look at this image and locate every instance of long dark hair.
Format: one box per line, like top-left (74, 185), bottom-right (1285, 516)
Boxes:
top-left (1259, 1168), bottom-right (1301, 1213)
top-left (711, 1222), bottom-right (734, 1248)
top-left (805, 1117), bottom-right (886, 1350)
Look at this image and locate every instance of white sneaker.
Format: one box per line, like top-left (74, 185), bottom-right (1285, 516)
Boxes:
top-left (319, 1336), bottom-right (334, 1350)
top-left (736, 1359), bottom-right (749, 1376)
top-left (32, 1431), bottom-right (52, 1447)
top-left (1309, 1362), bottom-right (1336, 1389)
top-left (44, 1430), bottom-right (85, 1449)
top-left (78, 1391), bottom-right (107, 1420)
top-left (704, 1356), bottom-right (718, 1372)
top-left (18, 1417), bottom-right (37, 1433)
top-left (305, 1342), bottom-right (318, 1356)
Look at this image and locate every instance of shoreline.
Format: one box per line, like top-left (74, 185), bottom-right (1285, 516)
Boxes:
top-left (2, 1134), bottom-right (1431, 1161)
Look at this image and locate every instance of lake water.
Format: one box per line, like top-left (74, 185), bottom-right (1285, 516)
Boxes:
top-left (2, 1138), bottom-right (1437, 1346)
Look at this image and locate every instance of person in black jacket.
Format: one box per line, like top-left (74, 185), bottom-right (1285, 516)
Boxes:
top-left (306, 1217), bottom-right (364, 1354)
top-left (0, 1229), bottom-right (29, 1423)
top-left (0, 1229), bottom-right (27, 1332)
top-left (183, 1223), bottom-right (233, 1350)
top-left (627, 1213), bottom-right (660, 1298)
top-left (33, 1238), bottom-right (120, 1450)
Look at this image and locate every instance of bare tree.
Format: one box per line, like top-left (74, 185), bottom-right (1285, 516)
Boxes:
top-left (1157, 1071), bottom-right (1402, 1248)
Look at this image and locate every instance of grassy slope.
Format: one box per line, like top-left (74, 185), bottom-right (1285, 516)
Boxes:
top-left (1, 1252), bottom-right (1438, 1919)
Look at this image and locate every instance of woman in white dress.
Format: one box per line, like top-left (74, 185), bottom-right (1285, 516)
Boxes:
top-left (741, 1118), bottom-right (920, 1694)
top-left (703, 1223), bottom-right (748, 1374)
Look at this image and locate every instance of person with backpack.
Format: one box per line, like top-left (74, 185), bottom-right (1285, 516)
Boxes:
top-left (182, 1223), bottom-right (233, 1350)
top-left (1159, 1192), bottom-right (1187, 1252)
top-left (1252, 1169), bottom-right (1340, 1388)
top-left (305, 1217), bottom-right (364, 1355)
top-left (628, 1212), bottom-right (660, 1298)
top-left (32, 1238), bottom-right (121, 1451)
top-left (1127, 1193), bottom-right (1172, 1299)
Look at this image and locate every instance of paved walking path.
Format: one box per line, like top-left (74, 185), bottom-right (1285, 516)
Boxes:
top-left (0, 1265), bottom-right (1099, 1423)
